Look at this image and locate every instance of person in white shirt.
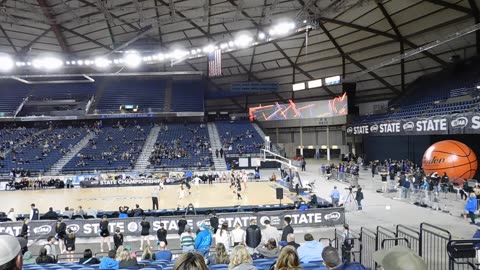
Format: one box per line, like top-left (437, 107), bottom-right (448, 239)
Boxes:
top-left (86, 207), bottom-right (97, 218)
top-left (261, 219), bottom-right (280, 245)
top-left (215, 222), bottom-right (231, 252)
top-left (7, 208), bottom-right (16, 222)
top-left (231, 223), bottom-right (245, 246)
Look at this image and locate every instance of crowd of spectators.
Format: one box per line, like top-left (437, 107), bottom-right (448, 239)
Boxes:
top-left (219, 129), bottom-right (263, 155)
top-left (149, 124), bottom-right (212, 169)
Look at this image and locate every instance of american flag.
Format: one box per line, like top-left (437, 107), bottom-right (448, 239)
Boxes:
top-left (208, 49), bottom-right (222, 77)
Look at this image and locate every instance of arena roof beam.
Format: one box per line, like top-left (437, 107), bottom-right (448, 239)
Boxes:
top-left (424, 0), bottom-right (473, 15)
top-left (37, 0), bottom-right (70, 53)
top-left (108, 24), bottom-right (153, 54)
top-left (59, 26), bottom-right (112, 51)
top-left (0, 24), bottom-right (17, 53)
top-left (316, 16), bottom-right (448, 67)
top-left (132, 0), bottom-right (145, 22)
top-left (469, 0), bottom-right (480, 55)
top-left (169, 0), bottom-right (176, 22)
top-left (234, 0), bottom-right (244, 21)
top-left (94, 0), bottom-right (115, 44)
top-left (261, 0), bottom-right (280, 24)
top-left (319, 23), bottom-right (401, 94)
top-left (376, 1), bottom-right (405, 91)
top-left (18, 27), bottom-right (52, 55)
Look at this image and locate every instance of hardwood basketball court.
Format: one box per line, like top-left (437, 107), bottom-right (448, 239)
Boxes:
top-left (2, 182), bottom-right (294, 215)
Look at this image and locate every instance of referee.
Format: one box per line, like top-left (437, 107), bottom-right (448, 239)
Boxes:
top-left (152, 187), bottom-right (159, 210)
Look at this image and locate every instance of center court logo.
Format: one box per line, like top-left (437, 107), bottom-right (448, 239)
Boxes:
top-left (324, 212), bottom-right (341, 221)
top-left (33, 225), bottom-right (52, 235)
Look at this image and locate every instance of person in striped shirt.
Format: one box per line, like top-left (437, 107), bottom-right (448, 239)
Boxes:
top-left (180, 225), bottom-right (195, 253)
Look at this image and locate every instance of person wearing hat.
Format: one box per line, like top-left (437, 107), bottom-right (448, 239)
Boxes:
top-left (0, 234), bottom-right (23, 270)
top-left (321, 246), bottom-right (368, 270)
top-left (22, 250), bottom-right (35, 265)
top-left (194, 223), bottom-right (212, 257)
top-left (373, 245), bottom-right (427, 270)
top-left (156, 223), bottom-right (168, 246)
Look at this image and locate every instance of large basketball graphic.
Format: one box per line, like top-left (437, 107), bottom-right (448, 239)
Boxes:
top-left (422, 140), bottom-right (477, 184)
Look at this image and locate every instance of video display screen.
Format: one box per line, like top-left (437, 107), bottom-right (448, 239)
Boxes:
top-left (249, 93), bottom-right (348, 121)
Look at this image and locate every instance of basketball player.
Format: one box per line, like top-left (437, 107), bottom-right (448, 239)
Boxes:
top-left (178, 185), bottom-right (186, 209)
top-left (184, 179), bottom-right (192, 195)
top-left (235, 179), bottom-right (243, 200)
top-left (242, 171), bottom-right (248, 190)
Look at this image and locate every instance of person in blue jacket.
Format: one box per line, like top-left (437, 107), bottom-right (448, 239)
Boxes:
top-left (99, 250), bottom-right (119, 270)
top-left (465, 193), bottom-right (478, 224)
top-left (194, 223), bottom-right (212, 257)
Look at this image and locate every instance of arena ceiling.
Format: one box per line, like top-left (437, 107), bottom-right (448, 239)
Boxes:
top-left (0, 0), bottom-right (479, 111)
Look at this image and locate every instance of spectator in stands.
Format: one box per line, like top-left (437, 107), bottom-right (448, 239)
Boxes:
top-left (229, 244), bottom-right (256, 270)
top-left (64, 228), bottom-right (76, 261)
top-left (99, 250), bottom-right (119, 270)
top-left (464, 193), bottom-right (478, 224)
top-left (281, 217), bottom-right (293, 242)
top-left (232, 223), bottom-right (246, 246)
top-left (273, 246), bottom-right (301, 270)
top-left (18, 219), bottom-right (29, 239)
top-left (322, 246), bottom-right (368, 270)
top-left (286, 233), bottom-right (300, 249)
top-left (7, 208), bottom-right (15, 221)
top-left (257, 238), bottom-right (280, 258)
top-left (36, 247), bottom-right (55, 264)
top-left (216, 222), bottom-right (231, 252)
top-left (174, 252), bottom-right (208, 270)
top-left (262, 219), bottom-right (280, 245)
top-left (297, 233), bottom-right (324, 263)
top-left (76, 206), bottom-right (85, 219)
top-left (62, 207), bottom-right (74, 219)
top-left (209, 243), bottom-right (230, 265)
top-left (373, 245), bottom-right (427, 270)
top-left (43, 236), bottom-right (57, 262)
top-left (113, 227), bottom-right (124, 250)
top-left (210, 211), bottom-right (219, 234)
top-left (330, 187), bottom-right (340, 207)
top-left (99, 215), bottom-right (111, 252)
top-left (195, 223), bottom-right (213, 257)
top-left (78, 249), bottom-right (100, 265)
top-left (178, 215), bottom-right (188, 235)
top-left (141, 244), bottom-right (156, 260)
top-left (140, 216), bottom-right (150, 250)
top-left (117, 248), bottom-right (138, 268)
top-left (43, 207), bottom-right (58, 220)
top-left (118, 206), bottom-right (129, 218)
top-left (157, 222), bottom-right (168, 245)
top-left (246, 219), bottom-right (262, 254)
top-left (55, 217), bottom-right (67, 253)
top-left (0, 234), bottom-right (23, 270)
top-left (155, 241), bottom-right (173, 261)
top-left (22, 251), bottom-right (35, 265)
top-left (180, 225), bottom-right (195, 253)
top-left (133, 204), bottom-right (143, 217)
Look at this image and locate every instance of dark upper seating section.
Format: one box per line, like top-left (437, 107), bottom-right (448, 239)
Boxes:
top-left (0, 126), bottom-right (87, 173)
top-left (171, 80), bottom-right (205, 112)
top-left (216, 121), bottom-right (264, 155)
top-left (95, 78), bottom-right (166, 113)
top-left (30, 83), bottom-right (96, 100)
top-left (355, 59), bottom-right (480, 124)
top-left (63, 123), bottom-right (152, 172)
top-left (0, 81), bottom-right (31, 116)
top-left (148, 123), bottom-right (212, 169)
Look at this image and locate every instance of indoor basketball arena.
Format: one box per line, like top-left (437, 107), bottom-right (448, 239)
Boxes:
top-left (0, 1), bottom-right (479, 270)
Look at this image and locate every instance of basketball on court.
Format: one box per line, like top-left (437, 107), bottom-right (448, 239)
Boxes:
top-left (422, 140), bottom-right (477, 183)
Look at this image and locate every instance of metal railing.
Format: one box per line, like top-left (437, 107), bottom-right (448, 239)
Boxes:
top-left (333, 223), bottom-right (479, 270)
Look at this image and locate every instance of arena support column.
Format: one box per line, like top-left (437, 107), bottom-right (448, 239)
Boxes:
top-left (300, 126), bottom-right (304, 156)
top-left (327, 125), bottom-right (331, 161)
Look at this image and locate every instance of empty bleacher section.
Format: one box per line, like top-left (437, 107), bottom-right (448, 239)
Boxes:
top-left (148, 123), bottom-right (212, 169)
top-left (95, 78), bottom-right (166, 113)
top-left (63, 123), bottom-right (152, 172)
top-left (216, 121), bottom-right (264, 155)
top-left (170, 80), bottom-right (205, 112)
top-left (30, 83), bottom-right (96, 100)
top-left (0, 81), bottom-right (31, 116)
top-left (356, 60), bottom-right (480, 123)
top-left (0, 126), bottom-right (87, 174)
